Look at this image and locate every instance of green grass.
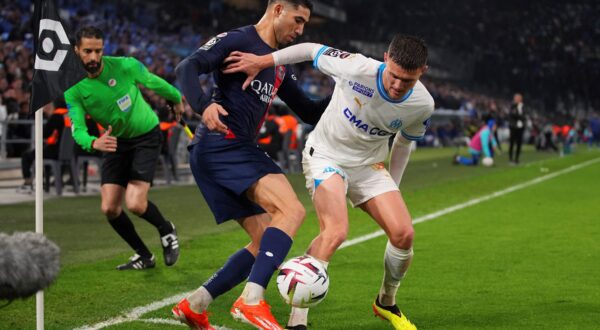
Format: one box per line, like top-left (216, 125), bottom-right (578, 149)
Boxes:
top-left (1, 146), bottom-right (599, 329)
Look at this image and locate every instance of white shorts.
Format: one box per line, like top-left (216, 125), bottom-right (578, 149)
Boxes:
top-left (302, 146), bottom-right (399, 207)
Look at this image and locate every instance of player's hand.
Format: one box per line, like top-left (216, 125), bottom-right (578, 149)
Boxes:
top-left (171, 102), bottom-right (184, 122)
top-left (92, 125), bottom-right (117, 152)
top-left (202, 103), bottom-right (229, 134)
top-left (222, 51), bottom-right (271, 90)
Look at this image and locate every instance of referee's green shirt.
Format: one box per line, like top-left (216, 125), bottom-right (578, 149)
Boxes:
top-left (65, 56), bottom-right (182, 151)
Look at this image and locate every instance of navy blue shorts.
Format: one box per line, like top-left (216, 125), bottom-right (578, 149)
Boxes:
top-left (189, 141), bottom-right (283, 224)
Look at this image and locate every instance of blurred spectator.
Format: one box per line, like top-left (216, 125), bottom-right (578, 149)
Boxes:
top-left (258, 108), bottom-right (284, 162)
top-left (277, 106), bottom-right (299, 150)
top-left (17, 100), bottom-right (68, 193)
top-left (0, 94), bottom-right (6, 138)
top-left (591, 114), bottom-right (600, 148)
top-left (6, 101), bottom-right (31, 157)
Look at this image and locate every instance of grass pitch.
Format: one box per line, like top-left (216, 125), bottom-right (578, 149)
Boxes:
top-left (1, 146), bottom-right (599, 329)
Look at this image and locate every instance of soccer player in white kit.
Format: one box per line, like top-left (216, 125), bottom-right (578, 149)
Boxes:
top-left (224, 34), bottom-right (434, 330)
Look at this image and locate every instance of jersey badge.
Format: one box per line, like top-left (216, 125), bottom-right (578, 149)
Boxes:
top-left (117, 94), bottom-right (132, 112)
top-left (200, 32), bottom-right (227, 51)
top-left (389, 119), bottom-right (403, 130)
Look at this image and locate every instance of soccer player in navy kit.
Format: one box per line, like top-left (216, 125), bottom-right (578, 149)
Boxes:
top-left (172, 1), bottom-right (328, 329)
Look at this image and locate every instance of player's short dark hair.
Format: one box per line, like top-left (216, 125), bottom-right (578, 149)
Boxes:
top-left (75, 26), bottom-right (104, 45)
top-left (387, 34), bottom-right (428, 71)
top-left (268, 0), bottom-right (313, 12)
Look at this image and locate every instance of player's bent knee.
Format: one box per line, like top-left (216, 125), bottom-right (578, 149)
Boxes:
top-left (101, 204), bottom-right (121, 219)
top-left (125, 200), bottom-right (147, 216)
top-left (389, 227), bottom-right (414, 250)
top-left (283, 200), bottom-right (306, 223)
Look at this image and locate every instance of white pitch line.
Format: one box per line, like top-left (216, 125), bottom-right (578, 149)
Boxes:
top-left (76, 156), bottom-right (600, 329)
top-left (137, 318), bottom-right (186, 326)
top-left (339, 156), bottom-right (600, 249)
top-left (74, 293), bottom-right (188, 330)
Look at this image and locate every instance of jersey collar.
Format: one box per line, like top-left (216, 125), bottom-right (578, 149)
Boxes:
top-left (377, 63), bottom-right (413, 104)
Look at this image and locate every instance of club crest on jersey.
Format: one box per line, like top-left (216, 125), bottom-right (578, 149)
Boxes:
top-left (389, 119), bottom-right (403, 130)
top-left (348, 81), bottom-right (374, 98)
top-left (108, 78), bottom-right (116, 87)
top-left (276, 65), bottom-right (286, 81)
top-left (343, 108), bottom-right (392, 136)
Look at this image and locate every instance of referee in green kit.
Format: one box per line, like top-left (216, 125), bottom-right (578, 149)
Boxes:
top-left (65, 26), bottom-right (182, 270)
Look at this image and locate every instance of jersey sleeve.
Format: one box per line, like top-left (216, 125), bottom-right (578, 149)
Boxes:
top-left (277, 67), bottom-right (330, 125)
top-left (400, 106), bottom-right (434, 141)
top-left (127, 57), bottom-right (182, 104)
top-left (175, 31), bottom-right (247, 114)
top-left (65, 88), bottom-right (96, 152)
top-left (312, 46), bottom-right (373, 81)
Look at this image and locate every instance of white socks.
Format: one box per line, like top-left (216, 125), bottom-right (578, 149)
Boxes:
top-left (287, 255), bottom-right (328, 327)
top-left (288, 306), bottom-right (310, 327)
top-left (241, 282), bottom-right (265, 305)
top-left (187, 286), bottom-right (213, 313)
top-left (379, 241), bottom-right (413, 306)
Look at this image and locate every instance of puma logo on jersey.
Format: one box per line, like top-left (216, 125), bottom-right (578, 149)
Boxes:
top-left (343, 108), bottom-right (393, 136)
top-left (354, 97), bottom-right (364, 109)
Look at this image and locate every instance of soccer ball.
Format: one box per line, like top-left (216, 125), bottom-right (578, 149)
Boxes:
top-left (277, 256), bottom-right (329, 308)
top-left (482, 157), bottom-right (494, 167)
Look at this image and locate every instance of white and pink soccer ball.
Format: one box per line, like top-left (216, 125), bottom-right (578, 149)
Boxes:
top-left (276, 255), bottom-right (329, 308)
top-left (482, 157), bottom-right (494, 167)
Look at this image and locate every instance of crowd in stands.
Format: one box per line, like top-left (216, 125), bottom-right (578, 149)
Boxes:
top-left (1, 0), bottom-right (599, 168)
top-left (339, 0), bottom-right (599, 114)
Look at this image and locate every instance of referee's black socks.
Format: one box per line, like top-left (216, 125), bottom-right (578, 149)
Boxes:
top-left (108, 211), bottom-right (153, 259)
top-left (140, 200), bottom-right (173, 236)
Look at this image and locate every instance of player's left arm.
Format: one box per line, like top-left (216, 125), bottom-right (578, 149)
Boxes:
top-left (223, 43), bottom-right (371, 89)
top-left (128, 57), bottom-right (183, 119)
top-left (277, 69), bottom-right (331, 126)
top-left (389, 134), bottom-right (413, 186)
top-left (390, 106), bottom-right (434, 185)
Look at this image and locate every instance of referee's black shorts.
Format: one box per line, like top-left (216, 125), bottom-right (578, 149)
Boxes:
top-left (101, 126), bottom-right (162, 187)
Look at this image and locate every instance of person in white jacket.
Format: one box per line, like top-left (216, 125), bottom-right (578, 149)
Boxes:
top-left (224, 34), bottom-right (434, 330)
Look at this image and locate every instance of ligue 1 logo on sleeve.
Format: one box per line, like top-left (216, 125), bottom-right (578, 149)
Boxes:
top-left (34, 19), bottom-right (71, 72)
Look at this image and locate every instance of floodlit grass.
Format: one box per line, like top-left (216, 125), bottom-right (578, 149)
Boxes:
top-left (1, 146), bottom-right (599, 329)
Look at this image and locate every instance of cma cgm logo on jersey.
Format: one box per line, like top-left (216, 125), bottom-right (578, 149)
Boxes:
top-left (343, 108), bottom-right (392, 136)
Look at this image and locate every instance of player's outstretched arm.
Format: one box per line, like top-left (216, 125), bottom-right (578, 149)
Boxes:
top-left (222, 43), bottom-right (323, 90)
top-left (389, 134), bottom-right (413, 186)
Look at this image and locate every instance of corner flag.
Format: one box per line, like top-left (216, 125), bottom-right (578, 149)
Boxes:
top-left (30, 0), bottom-right (86, 112)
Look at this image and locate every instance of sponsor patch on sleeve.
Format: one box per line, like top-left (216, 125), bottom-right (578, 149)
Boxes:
top-left (322, 47), bottom-right (353, 59)
top-left (199, 32), bottom-right (227, 50)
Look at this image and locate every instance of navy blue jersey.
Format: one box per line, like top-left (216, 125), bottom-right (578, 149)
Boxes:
top-left (176, 25), bottom-right (330, 148)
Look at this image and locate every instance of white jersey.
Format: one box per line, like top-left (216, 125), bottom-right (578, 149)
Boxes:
top-left (306, 46), bottom-right (435, 167)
